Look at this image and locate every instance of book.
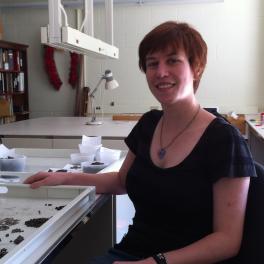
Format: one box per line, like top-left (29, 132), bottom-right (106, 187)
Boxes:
top-left (3, 49), bottom-right (9, 70)
top-left (0, 48), bottom-right (3, 69)
top-left (0, 73), bottom-right (3, 93)
top-left (8, 49), bottom-right (14, 70)
top-left (14, 50), bottom-right (20, 71)
top-left (18, 72), bottom-right (24, 92)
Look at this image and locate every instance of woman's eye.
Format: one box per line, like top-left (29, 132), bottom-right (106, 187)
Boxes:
top-left (168, 58), bottom-right (181, 64)
top-left (146, 61), bottom-right (158, 68)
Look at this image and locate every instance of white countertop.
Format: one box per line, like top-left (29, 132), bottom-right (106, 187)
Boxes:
top-left (245, 114), bottom-right (264, 140)
top-left (0, 147), bottom-right (123, 264)
top-left (0, 148), bottom-right (125, 183)
top-left (0, 117), bottom-right (137, 139)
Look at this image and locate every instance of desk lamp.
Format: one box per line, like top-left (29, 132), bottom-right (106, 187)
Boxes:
top-left (86, 70), bottom-right (119, 125)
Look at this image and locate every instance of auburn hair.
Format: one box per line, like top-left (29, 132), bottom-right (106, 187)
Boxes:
top-left (138, 21), bottom-right (207, 91)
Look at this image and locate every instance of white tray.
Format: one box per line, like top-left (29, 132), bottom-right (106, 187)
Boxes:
top-left (0, 184), bottom-right (95, 264)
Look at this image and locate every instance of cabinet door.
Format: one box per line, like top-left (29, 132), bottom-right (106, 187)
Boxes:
top-left (53, 138), bottom-right (81, 149)
top-left (102, 139), bottom-right (127, 150)
top-left (2, 137), bottom-right (52, 148)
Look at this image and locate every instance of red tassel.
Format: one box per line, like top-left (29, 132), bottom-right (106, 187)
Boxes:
top-left (68, 52), bottom-right (80, 88)
top-left (44, 45), bottom-right (63, 90)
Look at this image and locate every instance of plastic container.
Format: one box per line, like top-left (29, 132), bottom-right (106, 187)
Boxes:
top-left (81, 135), bottom-right (102, 146)
top-left (70, 153), bottom-right (95, 165)
top-left (261, 112), bottom-right (264, 126)
top-left (78, 144), bottom-right (102, 155)
top-left (0, 154), bottom-right (26, 171)
top-left (81, 161), bottom-right (108, 173)
top-left (95, 147), bottom-right (121, 164)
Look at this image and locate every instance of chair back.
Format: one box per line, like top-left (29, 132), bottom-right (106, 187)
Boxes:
top-left (231, 161), bottom-right (264, 263)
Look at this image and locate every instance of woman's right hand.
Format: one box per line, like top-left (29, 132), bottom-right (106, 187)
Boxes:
top-left (23, 171), bottom-right (69, 189)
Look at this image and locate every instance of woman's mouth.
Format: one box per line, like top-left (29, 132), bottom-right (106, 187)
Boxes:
top-left (156, 83), bottom-right (175, 89)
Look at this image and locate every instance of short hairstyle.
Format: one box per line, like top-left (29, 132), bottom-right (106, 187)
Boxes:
top-left (138, 21), bottom-right (207, 91)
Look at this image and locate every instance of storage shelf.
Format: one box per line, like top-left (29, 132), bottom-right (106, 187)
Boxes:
top-left (14, 111), bottom-right (30, 116)
top-left (0, 92), bottom-right (25, 96)
top-left (0, 69), bottom-right (22, 73)
top-left (0, 40), bottom-right (29, 124)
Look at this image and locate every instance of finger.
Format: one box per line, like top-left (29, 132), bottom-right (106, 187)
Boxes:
top-left (24, 172), bottom-right (47, 184)
top-left (30, 174), bottom-right (53, 189)
top-left (30, 179), bottom-right (47, 189)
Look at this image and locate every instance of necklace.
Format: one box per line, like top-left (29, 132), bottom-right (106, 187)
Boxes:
top-left (158, 104), bottom-right (201, 160)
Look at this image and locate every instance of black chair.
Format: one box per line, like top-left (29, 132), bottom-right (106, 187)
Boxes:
top-left (231, 161), bottom-right (264, 263)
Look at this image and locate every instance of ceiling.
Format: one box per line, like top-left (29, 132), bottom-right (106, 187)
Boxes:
top-left (0, 0), bottom-right (223, 8)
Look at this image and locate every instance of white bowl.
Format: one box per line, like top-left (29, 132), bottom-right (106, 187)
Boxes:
top-left (78, 144), bottom-right (102, 155)
top-left (0, 154), bottom-right (26, 172)
top-left (70, 153), bottom-right (95, 165)
top-left (81, 161), bottom-right (108, 173)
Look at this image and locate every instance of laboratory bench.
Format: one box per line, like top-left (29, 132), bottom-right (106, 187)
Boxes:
top-left (0, 116), bottom-right (137, 150)
top-left (0, 116), bottom-right (137, 260)
top-left (0, 148), bottom-right (126, 264)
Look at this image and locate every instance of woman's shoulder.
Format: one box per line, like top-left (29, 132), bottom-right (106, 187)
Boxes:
top-left (206, 117), bottom-right (244, 144)
top-left (139, 109), bottom-right (163, 124)
top-left (209, 117), bottom-right (239, 132)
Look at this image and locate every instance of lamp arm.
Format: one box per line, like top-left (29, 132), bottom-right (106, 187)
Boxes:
top-left (89, 77), bottom-right (104, 98)
top-left (90, 96), bottom-right (96, 122)
top-left (88, 76), bottom-right (104, 123)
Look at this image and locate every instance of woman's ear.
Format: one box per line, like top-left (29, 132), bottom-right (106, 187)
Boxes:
top-left (194, 68), bottom-right (201, 80)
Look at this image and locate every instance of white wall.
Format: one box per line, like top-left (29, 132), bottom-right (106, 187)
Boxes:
top-left (1, 0), bottom-right (264, 116)
top-left (88, 0), bottom-right (264, 114)
top-left (1, 7), bottom-right (77, 118)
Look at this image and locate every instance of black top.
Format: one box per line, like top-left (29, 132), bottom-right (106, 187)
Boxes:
top-left (115, 110), bottom-right (257, 261)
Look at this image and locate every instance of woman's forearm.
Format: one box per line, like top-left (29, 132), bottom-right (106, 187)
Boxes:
top-left (65, 171), bottom-right (126, 194)
top-left (161, 231), bottom-right (240, 264)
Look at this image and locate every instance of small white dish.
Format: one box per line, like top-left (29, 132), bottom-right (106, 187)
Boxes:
top-left (0, 174), bottom-right (20, 183)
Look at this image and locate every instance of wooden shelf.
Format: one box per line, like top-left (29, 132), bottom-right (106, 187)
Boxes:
top-left (0, 69), bottom-right (21, 73)
top-left (0, 40), bottom-right (29, 124)
top-left (0, 91), bottom-right (25, 96)
top-left (14, 111), bottom-right (30, 116)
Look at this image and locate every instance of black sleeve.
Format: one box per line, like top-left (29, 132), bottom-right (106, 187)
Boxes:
top-left (124, 110), bottom-right (161, 156)
top-left (206, 122), bottom-right (257, 183)
top-left (124, 116), bottom-right (143, 155)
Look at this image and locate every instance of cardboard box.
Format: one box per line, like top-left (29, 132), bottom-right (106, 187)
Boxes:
top-left (112, 114), bottom-right (141, 121)
top-left (0, 98), bottom-right (11, 117)
top-left (225, 114), bottom-right (246, 135)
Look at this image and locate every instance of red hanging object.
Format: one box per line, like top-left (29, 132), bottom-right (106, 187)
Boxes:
top-left (44, 45), bottom-right (63, 90)
top-left (68, 52), bottom-right (80, 88)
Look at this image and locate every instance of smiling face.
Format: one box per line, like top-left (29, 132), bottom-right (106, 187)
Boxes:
top-left (139, 21), bottom-right (207, 92)
top-left (145, 47), bottom-right (195, 106)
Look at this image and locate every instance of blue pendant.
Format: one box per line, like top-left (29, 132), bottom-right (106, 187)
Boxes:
top-left (158, 148), bottom-right (166, 160)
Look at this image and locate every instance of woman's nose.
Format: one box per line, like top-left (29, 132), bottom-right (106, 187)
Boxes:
top-left (156, 63), bottom-right (169, 78)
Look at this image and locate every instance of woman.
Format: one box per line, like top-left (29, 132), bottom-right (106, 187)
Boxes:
top-left (25, 21), bottom-right (256, 264)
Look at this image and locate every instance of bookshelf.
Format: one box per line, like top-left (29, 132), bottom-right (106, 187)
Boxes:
top-left (0, 40), bottom-right (29, 124)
